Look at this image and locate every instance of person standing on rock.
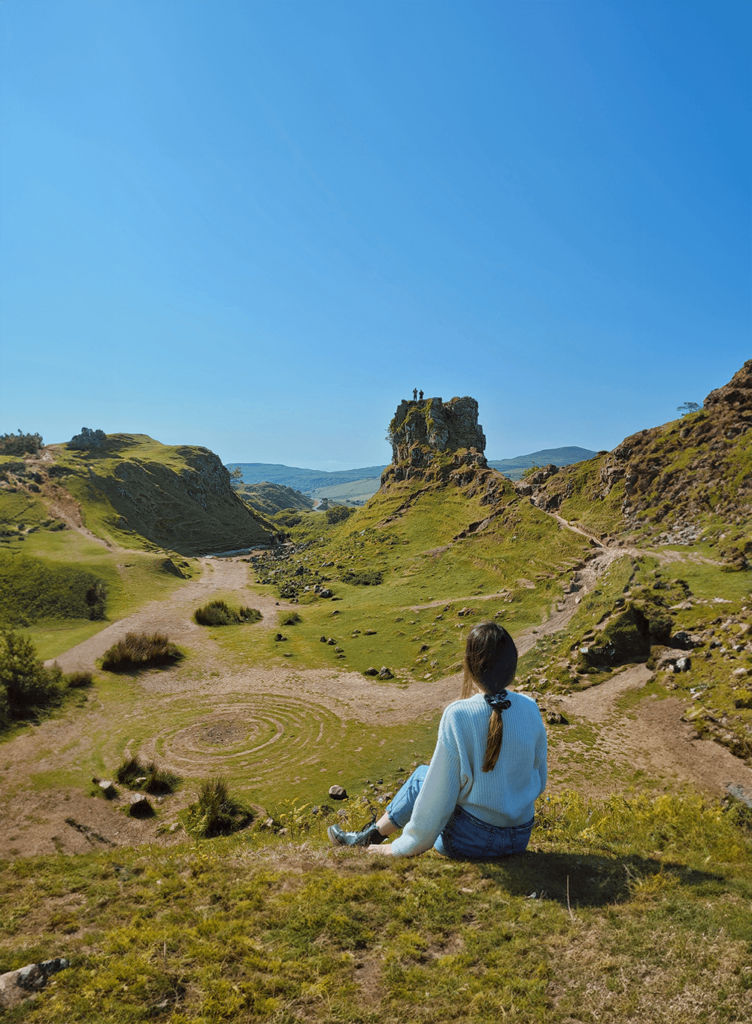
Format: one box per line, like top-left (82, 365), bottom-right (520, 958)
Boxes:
top-left (328, 621), bottom-right (547, 858)
top-left (419, 389), bottom-right (424, 401)
top-left (413, 388), bottom-right (418, 400)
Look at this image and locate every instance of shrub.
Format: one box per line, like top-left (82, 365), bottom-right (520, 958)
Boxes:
top-left (0, 630), bottom-right (63, 725)
top-left (279, 611), bottom-right (302, 625)
top-left (239, 606), bottom-right (262, 623)
top-left (101, 632), bottom-right (182, 672)
top-left (115, 755), bottom-right (179, 794)
top-left (68, 427), bottom-right (107, 450)
top-left (194, 600), bottom-right (261, 626)
top-left (66, 670), bottom-right (94, 688)
top-left (340, 568), bottom-right (384, 586)
top-left (183, 777), bottom-right (253, 838)
top-left (0, 431), bottom-right (43, 456)
top-left (325, 505), bottom-right (355, 525)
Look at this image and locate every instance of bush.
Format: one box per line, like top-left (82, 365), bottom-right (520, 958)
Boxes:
top-left (183, 777), bottom-right (253, 838)
top-left (0, 431), bottom-right (43, 456)
top-left (340, 568), bottom-right (384, 586)
top-left (115, 756), bottom-right (180, 794)
top-left (325, 505), bottom-right (355, 525)
top-left (194, 600), bottom-right (261, 626)
top-left (279, 611), bottom-right (302, 625)
top-left (0, 630), bottom-right (63, 725)
top-left (101, 633), bottom-right (182, 672)
top-left (68, 427), bottom-right (107, 450)
top-left (66, 670), bottom-right (94, 688)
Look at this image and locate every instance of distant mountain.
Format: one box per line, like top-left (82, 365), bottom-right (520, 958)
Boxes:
top-left (488, 446), bottom-right (598, 480)
top-left (227, 463), bottom-right (388, 494)
top-left (227, 449), bottom-right (597, 494)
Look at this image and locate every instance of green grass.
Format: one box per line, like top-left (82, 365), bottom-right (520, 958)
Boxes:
top-left (0, 789), bottom-right (749, 1023)
top-left (228, 478), bottom-right (592, 678)
top-left (0, 526), bottom-right (199, 659)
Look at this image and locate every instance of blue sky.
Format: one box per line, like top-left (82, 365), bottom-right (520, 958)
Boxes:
top-left (1, 1), bottom-right (749, 469)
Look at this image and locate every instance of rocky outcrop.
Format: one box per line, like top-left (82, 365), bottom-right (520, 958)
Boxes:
top-left (521, 361), bottom-right (752, 551)
top-left (382, 396), bottom-right (490, 489)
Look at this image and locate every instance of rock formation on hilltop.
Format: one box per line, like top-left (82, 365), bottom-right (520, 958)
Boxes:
top-left (382, 396), bottom-right (498, 494)
top-left (519, 360), bottom-right (752, 561)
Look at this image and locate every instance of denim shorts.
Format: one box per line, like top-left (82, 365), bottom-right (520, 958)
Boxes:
top-left (435, 806), bottom-right (534, 860)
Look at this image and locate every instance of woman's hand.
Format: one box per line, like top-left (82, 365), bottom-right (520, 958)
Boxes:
top-left (366, 843), bottom-right (394, 855)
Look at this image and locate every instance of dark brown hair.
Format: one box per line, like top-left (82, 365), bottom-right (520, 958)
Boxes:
top-left (461, 621), bottom-right (518, 772)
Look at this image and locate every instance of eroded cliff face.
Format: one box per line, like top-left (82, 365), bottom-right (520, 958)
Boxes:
top-left (381, 396), bottom-right (494, 492)
top-left (51, 435), bottom-right (273, 555)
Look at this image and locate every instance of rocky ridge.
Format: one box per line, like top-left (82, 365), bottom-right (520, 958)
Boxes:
top-left (516, 361), bottom-right (752, 563)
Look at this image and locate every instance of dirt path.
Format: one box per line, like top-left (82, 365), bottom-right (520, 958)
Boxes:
top-left (2, 523), bottom-right (748, 860)
top-left (47, 558), bottom-right (282, 675)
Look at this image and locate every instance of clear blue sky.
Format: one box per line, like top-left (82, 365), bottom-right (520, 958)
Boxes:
top-left (1, 1), bottom-right (749, 470)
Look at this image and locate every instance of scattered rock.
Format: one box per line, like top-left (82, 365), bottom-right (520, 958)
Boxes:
top-left (327, 637), bottom-right (337, 645)
top-left (329, 785), bottom-right (348, 800)
top-left (275, 633), bottom-right (287, 642)
top-left (378, 667), bottom-right (393, 679)
top-left (320, 635), bottom-right (327, 643)
top-left (319, 589), bottom-right (333, 598)
top-left (128, 793), bottom-right (153, 818)
top-left (0, 958), bottom-right (70, 1010)
top-left (364, 629), bottom-right (377, 635)
top-left (363, 667), bottom-right (378, 676)
top-left (545, 710), bottom-right (569, 725)
top-left (96, 779), bottom-right (116, 798)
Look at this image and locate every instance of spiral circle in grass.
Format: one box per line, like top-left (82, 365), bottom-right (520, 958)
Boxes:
top-left (140, 695), bottom-right (342, 783)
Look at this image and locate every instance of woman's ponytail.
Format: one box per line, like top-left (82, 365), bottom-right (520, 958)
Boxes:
top-left (462, 622), bottom-right (518, 773)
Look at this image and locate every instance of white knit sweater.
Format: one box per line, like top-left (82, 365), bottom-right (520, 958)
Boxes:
top-left (389, 691), bottom-right (548, 857)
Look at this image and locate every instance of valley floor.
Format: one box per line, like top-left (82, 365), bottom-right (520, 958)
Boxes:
top-left (2, 538), bottom-right (751, 861)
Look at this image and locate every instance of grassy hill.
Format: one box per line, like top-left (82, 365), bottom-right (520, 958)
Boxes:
top-left (238, 482), bottom-right (314, 517)
top-left (521, 360), bottom-right (752, 558)
top-left (0, 434), bottom-right (271, 558)
top-left (1, 373), bottom-right (751, 1023)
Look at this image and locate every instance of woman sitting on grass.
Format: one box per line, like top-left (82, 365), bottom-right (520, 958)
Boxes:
top-left (328, 621), bottom-right (547, 858)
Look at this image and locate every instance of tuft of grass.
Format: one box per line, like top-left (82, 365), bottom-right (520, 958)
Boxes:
top-left (101, 632), bottom-right (182, 672)
top-left (194, 600), bottom-right (261, 626)
top-left (66, 670), bottom-right (94, 688)
top-left (279, 610), bottom-right (302, 626)
top-left (183, 777), bottom-right (254, 838)
top-left (115, 756), bottom-right (180, 795)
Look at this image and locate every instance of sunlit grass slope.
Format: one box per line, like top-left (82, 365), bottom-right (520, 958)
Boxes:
top-left (221, 477), bottom-right (593, 679)
top-left (1, 790), bottom-right (750, 1023)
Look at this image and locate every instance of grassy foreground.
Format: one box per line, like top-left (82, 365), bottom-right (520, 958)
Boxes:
top-left (2, 791), bottom-right (751, 1023)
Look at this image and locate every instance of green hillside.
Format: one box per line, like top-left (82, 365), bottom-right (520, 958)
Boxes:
top-left (238, 481), bottom-right (314, 516)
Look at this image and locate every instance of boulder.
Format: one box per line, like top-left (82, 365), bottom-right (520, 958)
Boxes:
top-left (329, 785), bottom-right (348, 800)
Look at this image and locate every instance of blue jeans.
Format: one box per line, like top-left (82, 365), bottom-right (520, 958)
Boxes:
top-left (386, 764), bottom-right (534, 859)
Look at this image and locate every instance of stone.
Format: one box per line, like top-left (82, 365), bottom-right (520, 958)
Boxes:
top-left (319, 588), bottom-right (333, 598)
top-left (675, 657), bottom-right (692, 672)
top-left (329, 785), bottom-right (348, 800)
top-left (275, 633), bottom-right (287, 642)
top-left (327, 637), bottom-right (336, 645)
top-left (98, 780), bottom-right (116, 797)
top-left (363, 667), bottom-right (378, 676)
top-left (364, 629), bottom-right (377, 635)
top-left (320, 635), bottom-right (327, 642)
top-left (0, 958), bottom-right (70, 1010)
top-left (378, 667), bottom-right (393, 679)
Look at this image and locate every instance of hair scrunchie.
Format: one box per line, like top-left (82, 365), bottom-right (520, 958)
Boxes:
top-left (484, 691), bottom-right (511, 712)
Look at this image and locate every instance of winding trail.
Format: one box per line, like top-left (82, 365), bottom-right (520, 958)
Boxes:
top-left (2, 510), bottom-right (748, 860)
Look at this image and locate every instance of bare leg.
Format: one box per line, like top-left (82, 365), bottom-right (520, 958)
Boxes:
top-left (375, 813), bottom-right (397, 837)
